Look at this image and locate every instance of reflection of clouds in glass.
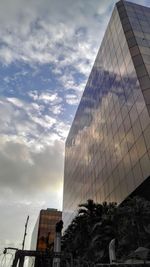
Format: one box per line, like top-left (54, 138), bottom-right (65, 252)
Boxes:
top-left (63, 0), bottom-right (150, 228)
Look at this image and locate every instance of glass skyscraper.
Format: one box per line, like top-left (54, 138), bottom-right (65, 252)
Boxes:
top-left (31, 209), bottom-right (62, 251)
top-left (63, 0), bottom-right (150, 229)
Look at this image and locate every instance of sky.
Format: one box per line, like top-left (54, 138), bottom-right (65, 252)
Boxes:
top-left (0, 0), bottom-right (150, 260)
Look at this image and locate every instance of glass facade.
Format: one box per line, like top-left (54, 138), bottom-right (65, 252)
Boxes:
top-left (30, 209), bottom-right (62, 251)
top-left (63, 0), bottom-right (150, 229)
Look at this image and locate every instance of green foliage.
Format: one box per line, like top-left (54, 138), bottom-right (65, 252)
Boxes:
top-left (116, 196), bottom-right (150, 259)
top-left (61, 196), bottom-right (150, 264)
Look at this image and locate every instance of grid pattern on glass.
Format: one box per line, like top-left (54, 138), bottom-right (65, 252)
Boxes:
top-left (37, 210), bottom-right (62, 250)
top-left (63, 1), bottom-right (150, 229)
top-left (117, 1), bottom-right (150, 114)
top-left (30, 210), bottom-right (62, 251)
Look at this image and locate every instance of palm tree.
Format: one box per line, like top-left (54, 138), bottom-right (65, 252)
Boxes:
top-left (62, 196), bottom-right (150, 263)
top-left (116, 196), bottom-right (150, 260)
top-left (89, 202), bottom-right (117, 263)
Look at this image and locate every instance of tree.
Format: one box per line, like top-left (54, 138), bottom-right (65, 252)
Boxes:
top-left (89, 202), bottom-right (117, 263)
top-left (62, 200), bottom-right (117, 263)
top-left (62, 212), bottom-right (89, 258)
top-left (116, 196), bottom-right (150, 259)
top-left (61, 196), bottom-right (150, 263)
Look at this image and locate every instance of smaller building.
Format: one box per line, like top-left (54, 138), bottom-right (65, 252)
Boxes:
top-left (31, 208), bottom-right (62, 251)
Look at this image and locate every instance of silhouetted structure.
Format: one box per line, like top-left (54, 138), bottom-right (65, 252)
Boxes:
top-left (56, 220), bottom-right (63, 233)
top-left (31, 209), bottom-right (62, 252)
top-left (53, 220), bottom-right (63, 267)
top-left (30, 209), bottom-right (62, 266)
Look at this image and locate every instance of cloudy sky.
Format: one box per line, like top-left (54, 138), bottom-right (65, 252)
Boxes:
top-left (0, 0), bottom-right (150, 260)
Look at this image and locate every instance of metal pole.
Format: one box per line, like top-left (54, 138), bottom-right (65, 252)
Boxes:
top-left (18, 256), bottom-right (25, 267)
top-left (53, 220), bottom-right (63, 267)
top-left (12, 251), bottom-right (19, 267)
top-left (22, 216), bottom-right (29, 250)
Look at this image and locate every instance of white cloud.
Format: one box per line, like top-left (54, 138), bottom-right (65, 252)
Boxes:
top-left (49, 105), bottom-right (63, 115)
top-left (30, 115), bottom-right (56, 129)
top-left (0, 139), bottom-right (64, 194)
top-left (0, 139), bottom-right (64, 249)
top-left (28, 90), bottom-right (39, 101)
top-left (0, 96), bottom-right (69, 151)
top-left (7, 97), bottom-right (24, 108)
top-left (58, 72), bottom-right (86, 97)
top-left (0, 0), bottom-right (148, 77)
top-left (54, 121), bottom-right (70, 139)
top-left (0, 48), bottom-right (14, 64)
top-left (0, 137), bottom-right (64, 251)
top-left (28, 91), bottom-right (62, 105)
top-left (0, 0), bottom-right (116, 80)
top-left (66, 94), bottom-right (79, 105)
top-left (39, 92), bottom-right (62, 104)
top-left (30, 102), bottom-right (44, 113)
